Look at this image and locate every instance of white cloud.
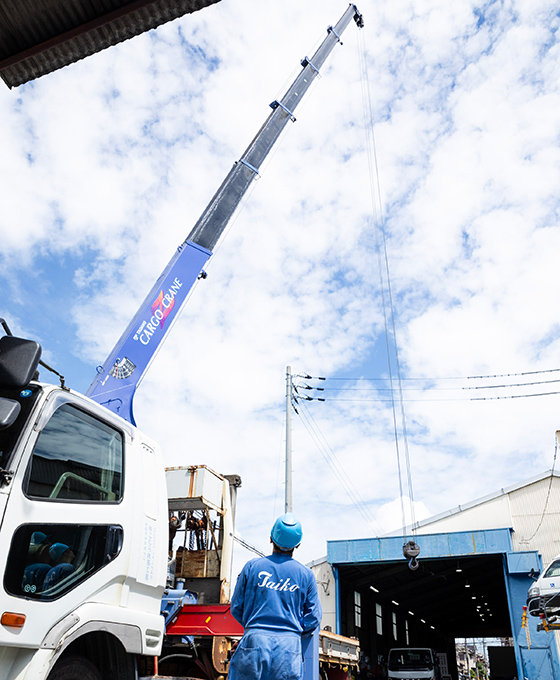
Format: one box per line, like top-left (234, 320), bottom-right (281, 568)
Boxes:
top-left (2, 0), bottom-right (560, 573)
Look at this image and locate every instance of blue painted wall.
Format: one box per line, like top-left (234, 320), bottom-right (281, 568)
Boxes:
top-left (504, 563), bottom-right (560, 679)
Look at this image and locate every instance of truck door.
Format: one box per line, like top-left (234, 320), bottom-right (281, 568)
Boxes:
top-left (0, 391), bottom-right (131, 648)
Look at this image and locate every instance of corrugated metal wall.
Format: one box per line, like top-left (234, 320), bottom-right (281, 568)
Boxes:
top-left (509, 476), bottom-right (560, 565)
top-left (412, 494), bottom-right (513, 535)
top-left (413, 474), bottom-right (560, 660)
top-left (310, 559), bottom-right (337, 631)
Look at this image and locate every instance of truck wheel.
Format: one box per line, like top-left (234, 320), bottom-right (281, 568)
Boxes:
top-left (47, 656), bottom-right (102, 680)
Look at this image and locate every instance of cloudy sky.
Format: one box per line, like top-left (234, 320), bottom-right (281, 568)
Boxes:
top-left (2, 0), bottom-right (560, 572)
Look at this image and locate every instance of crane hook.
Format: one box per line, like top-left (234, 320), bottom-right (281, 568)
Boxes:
top-left (403, 540), bottom-right (421, 571)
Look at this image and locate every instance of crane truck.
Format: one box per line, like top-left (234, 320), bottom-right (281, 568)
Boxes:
top-left (0, 5), bottom-right (363, 679)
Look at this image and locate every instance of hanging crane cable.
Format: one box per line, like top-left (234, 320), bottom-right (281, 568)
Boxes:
top-left (357, 28), bottom-right (417, 543)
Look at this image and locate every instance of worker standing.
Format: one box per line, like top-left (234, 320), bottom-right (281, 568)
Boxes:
top-left (228, 513), bottom-right (322, 680)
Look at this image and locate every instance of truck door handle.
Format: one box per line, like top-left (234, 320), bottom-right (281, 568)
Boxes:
top-left (104, 525), bottom-right (123, 564)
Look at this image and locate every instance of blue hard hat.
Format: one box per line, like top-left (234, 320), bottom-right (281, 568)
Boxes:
top-left (271, 513), bottom-right (303, 550)
top-left (30, 531), bottom-right (47, 545)
top-left (49, 543), bottom-right (70, 563)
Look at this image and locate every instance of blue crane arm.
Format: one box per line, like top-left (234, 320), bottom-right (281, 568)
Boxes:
top-left (86, 4), bottom-right (363, 424)
top-left (85, 240), bottom-right (211, 424)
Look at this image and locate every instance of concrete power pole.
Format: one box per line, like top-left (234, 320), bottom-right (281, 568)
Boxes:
top-left (285, 365), bottom-right (293, 513)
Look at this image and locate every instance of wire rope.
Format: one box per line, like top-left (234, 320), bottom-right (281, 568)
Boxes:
top-left (233, 534), bottom-right (266, 557)
top-left (358, 28), bottom-right (415, 533)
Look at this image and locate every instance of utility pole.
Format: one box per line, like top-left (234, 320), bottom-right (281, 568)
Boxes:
top-left (473, 638), bottom-right (480, 680)
top-left (285, 365), bottom-right (293, 512)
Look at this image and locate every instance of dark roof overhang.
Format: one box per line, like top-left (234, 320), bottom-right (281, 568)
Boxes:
top-left (0, 0), bottom-right (221, 88)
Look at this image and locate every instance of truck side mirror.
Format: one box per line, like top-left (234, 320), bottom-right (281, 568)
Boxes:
top-left (0, 336), bottom-right (42, 389)
top-left (0, 398), bottom-right (21, 430)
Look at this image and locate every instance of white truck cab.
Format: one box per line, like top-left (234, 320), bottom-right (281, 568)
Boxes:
top-left (387, 647), bottom-right (437, 680)
top-left (0, 337), bottom-right (168, 680)
top-left (527, 553), bottom-right (560, 617)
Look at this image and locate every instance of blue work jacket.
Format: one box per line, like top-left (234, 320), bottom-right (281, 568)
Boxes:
top-left (231, 552), bottom-right (322, 634)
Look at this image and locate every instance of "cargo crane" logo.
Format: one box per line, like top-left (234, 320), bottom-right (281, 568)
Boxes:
top-left (133, 277), bottom-right (183, 345)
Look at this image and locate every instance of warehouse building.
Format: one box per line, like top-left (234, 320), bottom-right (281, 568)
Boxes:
top-left (311, 470), bottom-right (560, 679)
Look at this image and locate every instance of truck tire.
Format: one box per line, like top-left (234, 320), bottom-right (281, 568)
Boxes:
top-left (47, 655), bottom-right (102, 680)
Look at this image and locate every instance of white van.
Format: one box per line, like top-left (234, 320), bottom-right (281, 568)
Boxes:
top-left (527, 553), bottom-right (560, 616)
top-left (388, 647), bottom-right (437, 680)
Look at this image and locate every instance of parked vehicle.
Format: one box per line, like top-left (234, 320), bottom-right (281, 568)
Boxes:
top-left (387, 647), bottom-right (437, 680)
top-left (527, 553), bottom-right (560, 617)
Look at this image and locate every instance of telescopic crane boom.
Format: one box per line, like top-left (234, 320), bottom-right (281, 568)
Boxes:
top-left (87, 4), bottom-right (364, 425)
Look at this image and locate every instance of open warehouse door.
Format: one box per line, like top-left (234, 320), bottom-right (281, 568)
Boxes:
top-left (311, 528), bottom-right (560, 680)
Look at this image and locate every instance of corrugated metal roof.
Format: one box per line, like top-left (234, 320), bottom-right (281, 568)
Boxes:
top-left (0, 0), bottom-right (221, 88)
top-left (415, 469), bottom-right (560, 528)
top-left (385, 469), bottom-right (560, 537)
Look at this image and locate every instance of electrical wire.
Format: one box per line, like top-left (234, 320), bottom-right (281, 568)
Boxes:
top-left (305, 377), bottom-right (560, 391)
top-left (295, 374), bottom-right (560, 401)
top-left (307, 367), bottom-right (560, 381)
top-left (296, 390), bottom-right (560, 402)
top-left (295, 399), bottom-right (374, 524)
top-left (294, 397), bottom-right (381, 530)
top-left (465, 378), bottom-right (560, 390)
top-left (471, 391), bottom-right (560, 401)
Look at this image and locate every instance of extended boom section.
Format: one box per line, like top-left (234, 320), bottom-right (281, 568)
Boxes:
top-left (86, 4), bottom-right (363, 424)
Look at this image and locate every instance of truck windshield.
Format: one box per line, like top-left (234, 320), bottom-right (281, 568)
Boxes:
top-left (544, 560), bottom-right (560, 578)
top-left (0, 386), bottom-right (41, 470)
top-left (389, 650), bottom-right (433, 671)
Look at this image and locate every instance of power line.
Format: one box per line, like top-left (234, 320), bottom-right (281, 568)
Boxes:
top-left (293, 397), bottom-right (379, 529)
top-left (294, 374), bottom-right (560, 402)
top-left (302, 367), bottom-right (560, 382)
top-left (299, 390), bottom-right (560, 403)
top-left (465, 378), bottom-right (560, 390)
top-left (471, 391), bottom-right (560, 401)
top-left (296, 400), bottom-right (375, 524)
top-left (306, 377), bottom-right (560, 392)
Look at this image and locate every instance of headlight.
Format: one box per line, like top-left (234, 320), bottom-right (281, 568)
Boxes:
top-left (528, 586), bottom-right (540, 598)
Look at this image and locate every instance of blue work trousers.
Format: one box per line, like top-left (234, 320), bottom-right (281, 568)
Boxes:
top-left (228, 630), bottom-right (303, 680)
